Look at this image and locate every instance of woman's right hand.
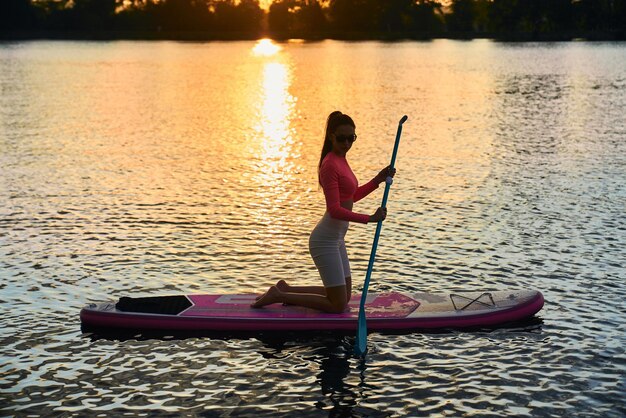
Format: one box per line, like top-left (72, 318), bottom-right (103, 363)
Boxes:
top-left (369, 207), bottom-right (387, 223)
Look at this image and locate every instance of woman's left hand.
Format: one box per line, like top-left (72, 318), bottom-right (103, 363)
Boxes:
top-left (376, 166), bottom-right (396, 184)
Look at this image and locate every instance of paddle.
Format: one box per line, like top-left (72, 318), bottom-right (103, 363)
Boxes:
top-left (354, 115), bottom-right (408, 357)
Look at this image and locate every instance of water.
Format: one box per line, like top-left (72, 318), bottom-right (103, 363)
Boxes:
top-left (1, 39), bottom-right (625, 416)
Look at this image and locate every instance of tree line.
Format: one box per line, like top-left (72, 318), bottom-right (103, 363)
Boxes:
top-left (2, 0), bottom-right (625, 40)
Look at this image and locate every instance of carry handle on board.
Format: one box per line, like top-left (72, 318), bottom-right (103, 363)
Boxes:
top-left (354, 115), bottom-right (408, 357)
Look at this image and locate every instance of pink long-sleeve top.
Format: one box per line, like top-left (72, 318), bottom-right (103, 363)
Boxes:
top-left (319, 152), bottom-right (379, 224)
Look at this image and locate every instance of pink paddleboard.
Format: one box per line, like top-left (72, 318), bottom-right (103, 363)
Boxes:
top-left (80, 290), bottom-right (544, 331)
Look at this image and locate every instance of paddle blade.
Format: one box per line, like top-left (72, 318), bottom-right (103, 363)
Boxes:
top-left (354, 309), bottom-right (368, 356)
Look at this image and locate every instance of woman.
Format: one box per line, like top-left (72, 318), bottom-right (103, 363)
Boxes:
top-left (252, 111), bottom-right (395, 313)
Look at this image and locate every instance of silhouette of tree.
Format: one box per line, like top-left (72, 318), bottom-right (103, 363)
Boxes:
top-left (235, 0), bottom-right (264, 33)
top-left (152, 0), bottom-right (212, 32)
top-left (268, 0), bottom-right (327, 36)
top-left (294, 0), bottom-right (327, 34)
top-left (408, 1), bottom-right (445, 34)
top-left (447, 0), bottom-right (476, 32)
top-left (1, 0), bottom-right (624, 40)
top-left (615, 0), bottom-right (626, 35)
top-left (268, 0), bottom-right (294, 34)
top-left (213, 0), bottom-right (263, 34)
top-left (539, 0), bottom-right (574, 33)
top-left (1, 0), bottom-right (38, 32)
top-left (326, 0), bottom-right (381, 33)
top-left (488, 0), bottom-right (575, 35)
top-left (573, 0), bottom-right (624, 32)
top-left (67, 0), bottom-right (117, 31)
top-left (377, 0), bottom-right (413, 33)
top-left (115, 1), bottom-right (157, 32)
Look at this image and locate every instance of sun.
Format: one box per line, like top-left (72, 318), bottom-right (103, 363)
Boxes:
top-left (252, 39), bottom-right (282, 57)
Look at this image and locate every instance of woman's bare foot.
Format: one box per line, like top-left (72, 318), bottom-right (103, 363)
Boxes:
top-left (251, 286), bottom-right (282, 308)
top-left (255, 280), bottom-right (290, 301)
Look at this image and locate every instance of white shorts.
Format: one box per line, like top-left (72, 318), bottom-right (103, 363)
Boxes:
top-left (309, 212), bottom-right (351, 288)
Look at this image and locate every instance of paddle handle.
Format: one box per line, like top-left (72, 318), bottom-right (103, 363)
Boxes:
top-left (379, 114), bottom-right (407, 209)
top-left (355, 115), bottom-right (407, 356)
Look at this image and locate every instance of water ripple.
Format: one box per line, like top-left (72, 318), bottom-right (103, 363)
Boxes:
top-left (1, 40), bottom-right (625, 417)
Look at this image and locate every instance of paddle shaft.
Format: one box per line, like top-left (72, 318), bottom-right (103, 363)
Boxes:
top-left (355, 115), bottom-right (407, 356)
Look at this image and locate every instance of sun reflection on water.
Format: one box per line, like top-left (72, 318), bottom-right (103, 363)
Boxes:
top-left (248, 40), bottom-right (299, 242)
top-left (257, 61), bottom-right (295, 170)
top-left (247, 39), bottom-right (297, 177)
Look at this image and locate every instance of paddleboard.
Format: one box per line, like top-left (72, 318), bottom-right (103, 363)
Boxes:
top-left (80, 290), bottom-right (544, 332)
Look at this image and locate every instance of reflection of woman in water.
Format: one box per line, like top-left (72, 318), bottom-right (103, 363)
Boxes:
top-left (252, 111), bottom-right (395, 313)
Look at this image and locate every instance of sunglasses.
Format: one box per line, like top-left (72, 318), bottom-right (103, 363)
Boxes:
top-left (334, 134), bottom-right (357, 143)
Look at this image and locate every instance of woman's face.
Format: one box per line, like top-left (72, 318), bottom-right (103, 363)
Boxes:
top-left (331, 124), bottom-right (356, 156)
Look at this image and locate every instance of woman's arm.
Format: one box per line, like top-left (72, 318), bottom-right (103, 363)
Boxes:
top-left (353, 179), bottom-right (379, 203)
top-left (355, 166), bottom-right (396, 202)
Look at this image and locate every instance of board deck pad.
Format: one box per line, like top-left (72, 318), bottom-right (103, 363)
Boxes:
top-left (183, 293), bottom-right (419, 319)
top-left (82, 290), bottom-right (544, 332)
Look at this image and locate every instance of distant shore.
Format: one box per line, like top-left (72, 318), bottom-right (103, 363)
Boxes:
top-left (2, 30), bottom-right (625, 42)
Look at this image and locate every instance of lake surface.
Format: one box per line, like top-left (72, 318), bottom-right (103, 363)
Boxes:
top-left (1, 39), bottom-right (625, 416)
